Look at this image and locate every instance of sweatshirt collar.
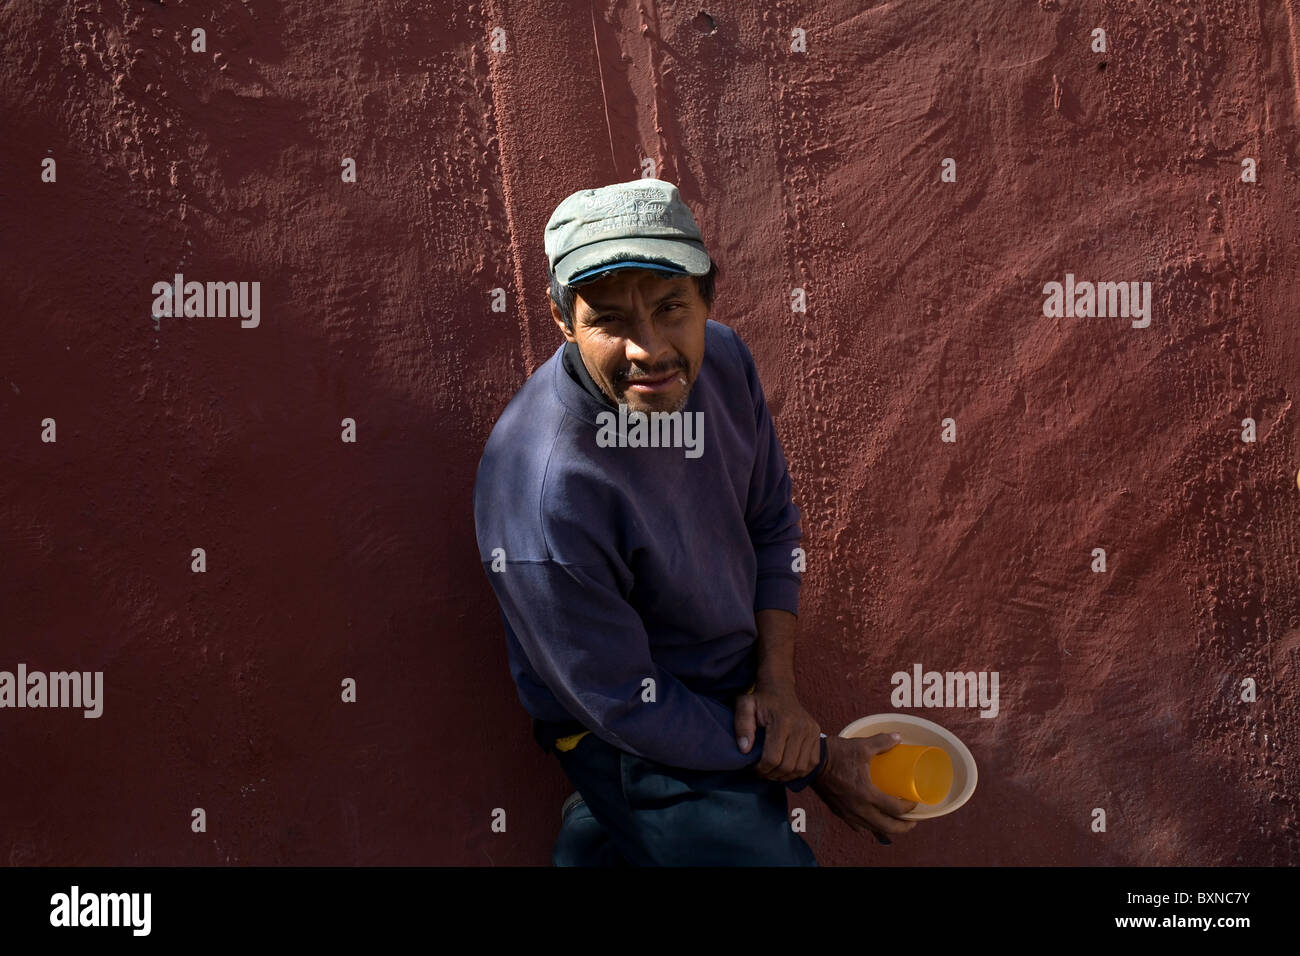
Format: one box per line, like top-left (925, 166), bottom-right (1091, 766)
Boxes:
top-left (562, 340), bottom-right (618, 409)
top-left (552, 344), bottom-right (616, 426)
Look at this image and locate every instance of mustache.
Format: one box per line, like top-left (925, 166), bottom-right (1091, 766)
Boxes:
top-left (616, 359), bottom-right (688, 385)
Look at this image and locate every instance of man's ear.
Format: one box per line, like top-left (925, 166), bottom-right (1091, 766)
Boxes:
top-left (549, 294), bottom-right (576, 343)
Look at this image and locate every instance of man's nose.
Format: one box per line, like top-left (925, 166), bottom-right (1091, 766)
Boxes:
top-left (623, 313), bottom-right (671, 369)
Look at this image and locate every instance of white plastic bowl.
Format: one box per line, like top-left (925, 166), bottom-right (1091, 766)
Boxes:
top-left (838, 713), bottom-right (978, 820)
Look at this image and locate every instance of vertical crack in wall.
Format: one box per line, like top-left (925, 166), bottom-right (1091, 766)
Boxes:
top-left (483, 0), bottom-right (536, 370)
top-left (590, 0), bottom-right (620, 172)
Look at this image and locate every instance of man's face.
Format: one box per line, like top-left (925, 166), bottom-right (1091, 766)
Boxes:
top-left (551, 268), bottom-right (708, 415)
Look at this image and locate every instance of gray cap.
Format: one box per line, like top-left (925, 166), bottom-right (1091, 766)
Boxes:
top-left (544, 178), bottom-right (713, 286)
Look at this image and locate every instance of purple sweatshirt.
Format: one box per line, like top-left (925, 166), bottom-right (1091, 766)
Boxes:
top-left (473, 319), bottom-right (817, 777)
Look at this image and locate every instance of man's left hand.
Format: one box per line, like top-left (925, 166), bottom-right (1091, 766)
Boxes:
top-left (735, 682), bottom-right (822, 782)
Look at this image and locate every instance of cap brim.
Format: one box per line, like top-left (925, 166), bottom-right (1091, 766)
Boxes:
top-left (554, 236), bottom-right (711, 286)
top-left (569, 260), bottom-right (687, 284)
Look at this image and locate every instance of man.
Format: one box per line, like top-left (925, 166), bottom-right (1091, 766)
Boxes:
top-left (473, 178), bottom-right (918, 865)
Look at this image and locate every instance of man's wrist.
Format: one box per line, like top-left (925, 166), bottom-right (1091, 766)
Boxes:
top-left (754, 669), bottom-right (798, 693)
top-left (810, 734), bottom-right (841, 796)
top-left (753, 608), bottom-right (798, 693)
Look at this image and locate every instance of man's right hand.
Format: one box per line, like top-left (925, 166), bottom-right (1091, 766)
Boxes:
top-left (812, 733), bottom-right (919, 842)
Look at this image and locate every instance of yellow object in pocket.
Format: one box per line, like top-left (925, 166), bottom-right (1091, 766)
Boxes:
top-left (555, 731), bottom-right (590, 752)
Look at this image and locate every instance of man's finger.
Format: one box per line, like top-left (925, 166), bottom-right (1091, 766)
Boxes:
top-left (780, 733), bottom-right (812, 780)
top-left (854, 733), bottom-right (921, 814)
top-left (758, 721), bottom-right (789, 775)
top-left (861, 732), bottom-right (903, 755)
top-left (801, 732), bottom-right (822, 776)
top-left (869, 787), bottom-right (919, 819)
top-left (779, 730), bottom-right (819, 781)
top-left (860, 804), bottom-right (917, 836)
top-left (734, 694), bottom-right (756, 753)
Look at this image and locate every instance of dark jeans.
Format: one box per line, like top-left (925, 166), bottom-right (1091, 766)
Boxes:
top-left (550, 730), bottom-right (817, 866)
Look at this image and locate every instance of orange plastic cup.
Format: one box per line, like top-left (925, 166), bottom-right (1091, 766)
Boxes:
top-left (869, 744), bottom-right (954, 804)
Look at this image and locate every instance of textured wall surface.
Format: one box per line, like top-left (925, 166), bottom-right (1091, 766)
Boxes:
top-left (3, 0), bottom-right (1298, 866)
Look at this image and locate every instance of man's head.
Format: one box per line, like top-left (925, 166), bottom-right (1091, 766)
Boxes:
top-left (544, 179), bottom-right (718, 414)
top-left (549, 262), bottom-right (718, 414)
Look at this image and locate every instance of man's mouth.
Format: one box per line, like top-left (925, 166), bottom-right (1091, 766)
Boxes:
top-left (624, 368), bottom-right (684, 394)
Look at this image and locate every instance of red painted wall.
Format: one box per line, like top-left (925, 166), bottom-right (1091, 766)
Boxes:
top-left (3, 0), bottom-right (1297, 865)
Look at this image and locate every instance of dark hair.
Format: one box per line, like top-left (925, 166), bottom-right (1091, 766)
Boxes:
top-left (550, 261), bottom-right (719, 333)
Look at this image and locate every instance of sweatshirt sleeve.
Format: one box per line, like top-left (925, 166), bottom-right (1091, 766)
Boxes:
top-left (486, 554), bottom-right (765, 772)
top-left (731, 331), bottom-right (803, 615)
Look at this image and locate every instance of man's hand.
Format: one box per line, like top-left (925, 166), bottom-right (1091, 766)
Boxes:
top-left (735, 682), bottom-right (822, 782)
top-left (812, 733), bottom-right (919, 843)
